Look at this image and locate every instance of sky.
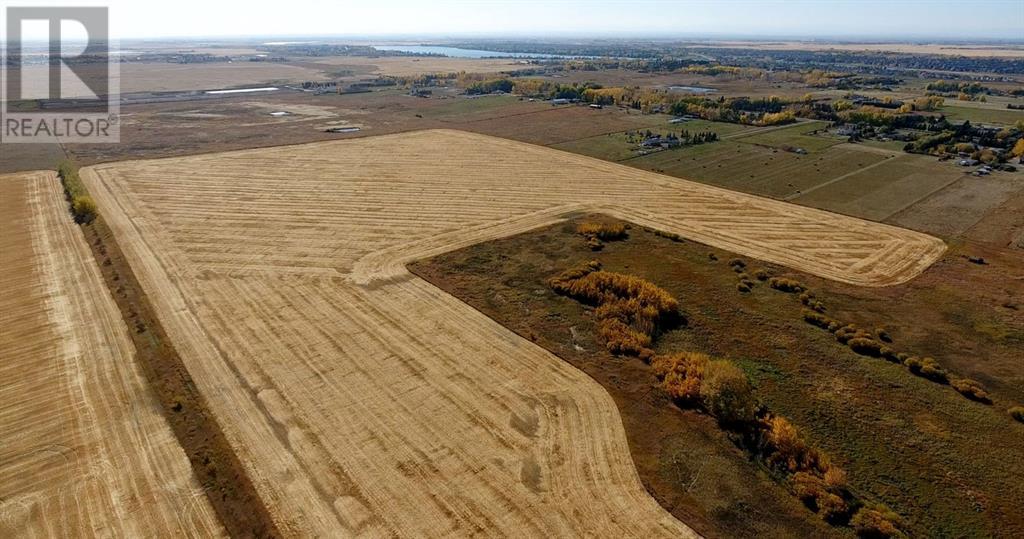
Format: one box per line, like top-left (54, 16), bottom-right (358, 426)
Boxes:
top-left (3, 0), bottom-right (1023, 42)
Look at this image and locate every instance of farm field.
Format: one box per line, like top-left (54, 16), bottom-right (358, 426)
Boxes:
top-left (791, 154), bottom-right (970, 221)
top-left (551, 119), bottom-right (756, 162)
top-left (80, 129), bottom-right (944, 536)
top-left (729, 120), bottom-right (838, 153)
top-left (889, 174), bottom-right (1024, 239)
top-left (940, 103), bottom-right (1024, 126)
top-left (557, 120), bottom-right (1019, 232)
top-left (627, 140), bottom-right (893, 200)
top-left (0, 171), bottom-right (222, 537)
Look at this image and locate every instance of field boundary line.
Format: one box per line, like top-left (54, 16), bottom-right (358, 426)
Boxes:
top-left (785, 154), bottom-right (900, 201)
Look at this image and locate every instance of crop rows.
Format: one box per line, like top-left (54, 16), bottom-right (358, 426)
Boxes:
top-left (80, 129), bottom-right (944, 536)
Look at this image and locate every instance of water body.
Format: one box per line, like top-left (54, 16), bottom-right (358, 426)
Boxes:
top-left (668, 86), bottom-right (718, 94)
top-left (372, 45), bottom-right (564, 59)
top-left (205, 87), bottom-right (279, 95)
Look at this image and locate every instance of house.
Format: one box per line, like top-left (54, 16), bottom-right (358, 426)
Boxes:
top-left (641, 136), bottom-right (663, 148)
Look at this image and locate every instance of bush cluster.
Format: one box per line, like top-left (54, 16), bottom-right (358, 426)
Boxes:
top-left (950, 378), bottom-right (992, 404)
top-left (576, 221), bottom-right (627, 240)
top-left (652, 352), bottom-right (757, 424)
top-left (851, 505), bottom-right (904, 538)
top-left (792, 471), bottom-right (849, 523)
top-left (735, 272), bottom-right (755, 293)
top-left (549, 260), bottom-right (679, 358)
top-left (904, 356), bottom-right (948, 384)
top-left (1010, 406), bottom-right (1024, 423)
top-left (768, 277), bottom-right (805, 293)
top-left (799, 290), bottom-right (826, 312)
top-left (57, 160), bottom-right (97, 223)
top-left (576, 221), bottom-right (628, 251)
top-left (802, 309), bottom-right (843, 332)
top-left (753, 268), bottom-right (771, 281)
top-left (762, 415), bottom-right (828, 474)
top-left (652, 229), bottom-right (683, 242)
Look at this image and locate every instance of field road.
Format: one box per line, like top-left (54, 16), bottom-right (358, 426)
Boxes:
top-left (0, 171), bottom-right (223, 537)
top-left (81, 129), bottom-right (944, 537)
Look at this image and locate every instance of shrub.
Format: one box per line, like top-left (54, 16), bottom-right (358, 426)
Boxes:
top-left (700, 360), bottom-right (757, 424)
top-left (791, 471), bottom-right (849, 522)
top-left (851, 506), bottom-right (902, 538)
top-left (763, 415), bottom-right (823, 474)
top-left (551, 262), bottom-right (679, 357)
top-left (823, 463), bottom-right (847, 490)
top-left (653, 229), bottom-right (683, 242)
top-left (803, 309), bottom-right (839, 330)
top-left (728, 258), bottom-right (747, 269)
top-left (737, 281), bottom-right (751, 293)
top-left (905, 357), bottom-right (948, 384)
top-left (768, 277), bottom-right (805, 293)
top-left (576, 221), bottom-right (627, 241)
top-left (874, 328), bottom-right (892, 343)
top-left (816, 491), bottom-right (851, 523)
top-left (653, 352), bottom-right (708, 403)
top-left (71, 195), bottom-right (97, 224)
top-left (753, 268), bottom-right (770, 281)
top-left (548, 260), bottom-right (601, 289)
top-left (951, 378), bottom-right (992, 404)
top-left (848, 337), bottom-right (883, 358)
top-left (598, 318), bottom-right (652, 357)
top-left (1010, 406), bottom-right (1024, 423)
top-left (834, 325), bottom-right (860, 344)
top-left (57, 160), bottom-right (98, 223)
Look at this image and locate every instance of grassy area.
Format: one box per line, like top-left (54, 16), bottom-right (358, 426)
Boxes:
top-left (732, 120), bottom-right (839, 153)
top-left (792, 154), bottom-right (967, 221)
top-left (551, 119), bottom-right (755, 162)
top-left (857, 139), bottom-right (908, 152)
top-left (411, 216), bottom-right (1024, 538)
top-left (418, 94), bottom-right (525, 119)
top-left (628, 141), bottom-right (891, 200)
top-left (940, 104), bottom-right (1024, 126)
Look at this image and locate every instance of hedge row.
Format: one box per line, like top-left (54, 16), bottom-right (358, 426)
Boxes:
top-left (57, 160), bottom-right (96, 223)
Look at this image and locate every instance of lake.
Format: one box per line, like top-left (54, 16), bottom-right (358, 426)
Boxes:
top-left (372, 45), bottom-right (563, 59)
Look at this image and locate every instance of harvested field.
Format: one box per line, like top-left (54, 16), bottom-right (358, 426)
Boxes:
top-left (0, 171), bottom-right (222, 537)
top-left (81, 129), bottom-right (944, 536)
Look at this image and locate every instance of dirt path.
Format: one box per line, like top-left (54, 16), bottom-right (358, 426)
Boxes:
top-left (80, 129), bottom-right (945, 537)
top-left (0, 171), bottom-right (223, 537)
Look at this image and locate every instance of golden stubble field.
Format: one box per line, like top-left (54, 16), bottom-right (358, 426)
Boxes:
top-left (0, 171), bottom-right (223, 537)
top-left (81, 129), bottom-right (944, 537)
